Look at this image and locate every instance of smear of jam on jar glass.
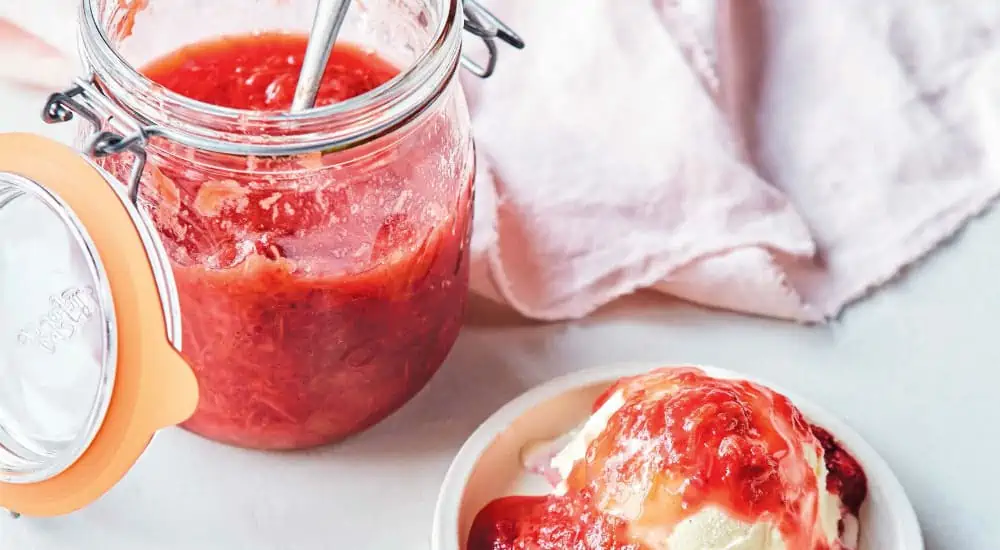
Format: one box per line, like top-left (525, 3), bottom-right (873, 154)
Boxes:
top-left (117, 33), bottom-right (474, 450)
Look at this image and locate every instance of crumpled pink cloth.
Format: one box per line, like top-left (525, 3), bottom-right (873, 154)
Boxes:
top-left (4, 0), bottom-right (999, 322)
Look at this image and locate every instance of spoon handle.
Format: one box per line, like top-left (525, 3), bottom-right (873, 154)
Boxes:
top-left (291, 0), bottom-right (353, 112)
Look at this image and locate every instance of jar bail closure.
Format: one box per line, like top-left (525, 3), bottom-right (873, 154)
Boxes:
top-left (462, 0), bottom-right (525, 78)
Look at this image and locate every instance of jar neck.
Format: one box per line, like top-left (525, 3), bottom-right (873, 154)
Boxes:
top-left (77, 0), bottom-right (464, 156)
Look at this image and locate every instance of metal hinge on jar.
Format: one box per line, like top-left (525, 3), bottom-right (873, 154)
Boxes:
top-left (42, 78), bottom-right (185, 360)
top-left (42, 79), bottom-right (150, 205)
top-left (461, 0), bottom-right (525, 78)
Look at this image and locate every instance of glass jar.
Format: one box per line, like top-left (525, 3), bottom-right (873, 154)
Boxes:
top-left (66, 0), bottom-right (520, 450)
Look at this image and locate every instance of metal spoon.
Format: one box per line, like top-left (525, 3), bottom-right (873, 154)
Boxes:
top-left (290, 0), bottom-right (353, 112)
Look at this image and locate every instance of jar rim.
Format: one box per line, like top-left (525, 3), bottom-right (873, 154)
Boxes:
top-left (79, 0), bottom-right (464, 155)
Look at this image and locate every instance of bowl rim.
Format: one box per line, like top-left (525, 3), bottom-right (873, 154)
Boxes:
top-left (431, 362), bottom-right (925, 550)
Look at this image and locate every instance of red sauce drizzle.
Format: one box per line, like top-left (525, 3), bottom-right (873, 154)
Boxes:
top-left (468, 368), bottom-right (868, 550)
top-left (470, 491), bottom-right (640, 550)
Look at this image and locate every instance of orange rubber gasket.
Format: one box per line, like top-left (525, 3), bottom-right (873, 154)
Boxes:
top-left (0, 133), bottom-right (198, 517)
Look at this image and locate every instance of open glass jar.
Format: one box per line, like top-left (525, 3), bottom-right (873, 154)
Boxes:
top-left (78, 0), bottom-right (521, 450)
top-left (0, 0), bottom-right (521, 517)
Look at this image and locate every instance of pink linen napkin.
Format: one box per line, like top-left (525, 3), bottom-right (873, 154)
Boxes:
top-left (468, 0), bottom-right (1000, 322)
top-left (3, 0), bottom-right (998, 322)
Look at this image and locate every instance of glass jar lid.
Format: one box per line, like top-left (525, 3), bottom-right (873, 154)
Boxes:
top-left (0, 134), bottom-right (198, 518)
top-left (0, 171), bottom-right (117, 485)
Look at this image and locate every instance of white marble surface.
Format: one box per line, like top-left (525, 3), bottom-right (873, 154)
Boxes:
top-left (1, 82), bottom-right (997, 549)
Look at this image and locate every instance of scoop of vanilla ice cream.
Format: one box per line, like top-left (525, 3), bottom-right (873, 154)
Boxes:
top-left (638, 506), bottom-right (787, 550)
top-left (550, 388), bottom-right (852, 550)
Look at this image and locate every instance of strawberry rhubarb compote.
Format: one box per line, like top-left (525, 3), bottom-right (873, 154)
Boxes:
top-left (104, 33), bottom-right (475, 450)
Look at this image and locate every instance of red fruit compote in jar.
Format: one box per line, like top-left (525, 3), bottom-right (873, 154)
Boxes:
top-left (109, 33), bottom-right (474, 450)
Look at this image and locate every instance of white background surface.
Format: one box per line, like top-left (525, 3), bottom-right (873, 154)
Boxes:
top-left (0, 81), bottom-right (997, 549)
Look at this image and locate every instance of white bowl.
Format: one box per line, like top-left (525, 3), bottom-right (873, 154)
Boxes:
top-left (432, 363), bottom-right (924, 550)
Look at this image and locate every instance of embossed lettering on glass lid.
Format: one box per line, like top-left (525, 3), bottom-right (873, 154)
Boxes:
top-left (0, 172), bottom-right (116, 484)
